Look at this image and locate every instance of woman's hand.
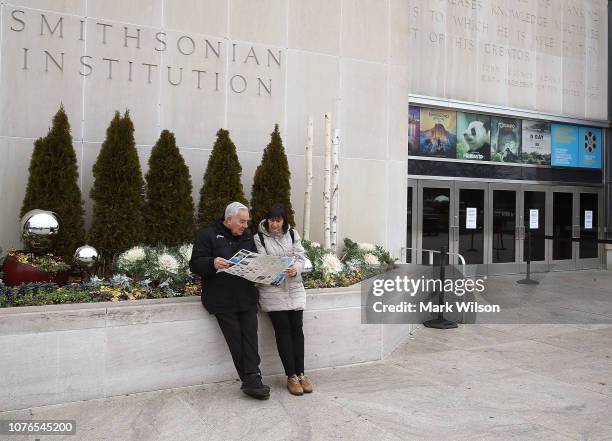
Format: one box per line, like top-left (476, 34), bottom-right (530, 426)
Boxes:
top-left (213, 257), bottom-right (231, 270)
top-left (286, 265), bottom-right (297, 277)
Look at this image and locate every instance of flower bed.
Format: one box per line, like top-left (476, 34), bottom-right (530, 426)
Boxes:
top-left (0, 244), bottom-right (198, 308)
top-left (301, 238), bottom-right (395, 289)
top-left (0, 278), bottom-right (200, 308)
top-left (0, 239), bottom-right (395, 309)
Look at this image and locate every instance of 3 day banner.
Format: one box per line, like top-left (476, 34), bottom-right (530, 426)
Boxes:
top-left (521, 120), bottom-right (551, 165)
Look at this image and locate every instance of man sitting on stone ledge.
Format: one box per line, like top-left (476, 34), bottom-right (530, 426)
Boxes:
top-left (189, 201), bottom-right (270, 400)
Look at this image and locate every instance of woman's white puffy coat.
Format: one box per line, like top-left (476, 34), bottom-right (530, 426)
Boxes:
top-left (254, 220), bottom-right (307, 312)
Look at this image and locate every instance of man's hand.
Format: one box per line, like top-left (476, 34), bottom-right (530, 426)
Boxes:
top-left (286, 265), bottom-right (297, 277)
top-left (214, 257), bottom-right (231, 270)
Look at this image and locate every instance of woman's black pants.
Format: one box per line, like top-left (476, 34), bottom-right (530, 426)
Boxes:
top-left (268, 310), bottom-right (304, 377)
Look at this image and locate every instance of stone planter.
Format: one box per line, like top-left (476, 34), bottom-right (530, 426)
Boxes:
top-left (0, 283), bottom-right (416, 412)
top-left (2, 253), bottom-right (70, 287)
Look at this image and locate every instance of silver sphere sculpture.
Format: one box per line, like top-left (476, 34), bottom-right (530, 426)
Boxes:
top-left (74, 245), bottom-right (99, 269)
top-left (21, 209), bottom-right (60, 253)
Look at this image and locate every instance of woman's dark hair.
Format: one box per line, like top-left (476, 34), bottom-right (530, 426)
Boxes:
top-left (265, 203), bottom-right (289, 233)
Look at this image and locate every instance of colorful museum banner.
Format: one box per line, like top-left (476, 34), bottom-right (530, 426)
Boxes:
top-left (418, 108), bottom-right (457, 158)
top-left (578, 127), bottom-right (602, 169)
top-left (551, 124), bottom-right (579, 167)
top-left (408, 106), bottom-right (420, 156)
top-left (456, 112), bottom-right (491, 161)
top-left (521, 120), bottom-right (551, 165)
top-left (491, 117), bottom-right (521, 163)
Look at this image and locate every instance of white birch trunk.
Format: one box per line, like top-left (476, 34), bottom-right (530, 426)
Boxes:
top-left (323, 113), bottom-right (332, 249)
top-left (330, 128), bottom-right (340, 250)
top-left (303, 116), bottom-right (314, 241)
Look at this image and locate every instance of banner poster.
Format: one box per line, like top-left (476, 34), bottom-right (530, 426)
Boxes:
top-left (521, 120), bottom-right (551, 165)
top-left (456, 112), bottom-right (491, 161)
top-left (578, 127), bottom-right (602, 169)
top-left (491, 117), bottom-right (521, 163)
top-left (551, 124), bottom-right (579, 167)
top-left (418, 108), bottom-right (457, 158)
top-left (408, 106), bottom-right (420, 156)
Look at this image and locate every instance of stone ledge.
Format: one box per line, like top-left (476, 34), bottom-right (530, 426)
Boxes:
top-left (0, 284), bottom-right (364, 336)
top-left (0, 281), bottom-right (414, 412)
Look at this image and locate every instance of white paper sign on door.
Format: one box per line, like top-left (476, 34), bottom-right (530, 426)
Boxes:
top-left (466, 207), bottom-right (477, 229)
top-left (529, 209), bottom-right (539, 229)
top-left (585, 210), bottom-right (593, 229)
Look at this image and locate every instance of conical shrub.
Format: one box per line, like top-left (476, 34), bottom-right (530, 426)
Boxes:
top-left (89, 111), bottom-right (145, 264)
top-left (144, 130), bottom-right (195, 245)
top-left (250, 124), bottom-right (294, 231)
top-left (20, 105), bottom-right (86, 259)
top-left (197, 129), bottom-right (248, 228)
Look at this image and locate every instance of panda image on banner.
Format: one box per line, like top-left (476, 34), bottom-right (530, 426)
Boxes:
top-left (462, 120), bottom-right (490, 159)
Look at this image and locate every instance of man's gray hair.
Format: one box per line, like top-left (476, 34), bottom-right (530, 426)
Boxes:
top-left (224, 201), bottom-right (249, 220)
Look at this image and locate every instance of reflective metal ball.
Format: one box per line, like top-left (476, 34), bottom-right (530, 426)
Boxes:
top-left (74, 245), bottom-right (99, 269)
top-left (21, 209), bottom-right (60, 252)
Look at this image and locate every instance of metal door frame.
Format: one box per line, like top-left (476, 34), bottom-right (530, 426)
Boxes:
top-left (453, 181), bottom-right (489, 276)
top-left (548, 186), bottom-right (578, 271)
top-left (576, 187), bottom-right (604, 269)
top-left (415, 180), bottom-right (455, 265)
top-left (488, 182), bottom-right (521, 275)
top-left (406, 180), bottom-right (418, 263)
top-left (519, 184), bottom-right (551, 273)
top-left (408, 179), bottom-right (604, 273)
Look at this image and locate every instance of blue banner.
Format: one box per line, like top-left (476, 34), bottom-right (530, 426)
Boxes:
top-left (578, 127), bottom-right (602, 169)
top-left (551, 124), bottom-right (579, 167)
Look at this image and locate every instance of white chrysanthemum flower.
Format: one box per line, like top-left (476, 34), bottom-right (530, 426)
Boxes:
top-left (157, 253), bottom-right (180, 274)
top-left (122, 246), bottom-right (146, 263)
top-left (179, 244), bottom-right (193, 261)
top-left (321, 253), bottom-right (343, 274)
top-left (364, 253), bottom-right (380, 266)
top-left (310, 242), bottom-right (321, 248)
top-left (358, 243), bottom-right (376, 252)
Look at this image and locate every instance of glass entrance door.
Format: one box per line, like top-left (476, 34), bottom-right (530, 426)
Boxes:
top-left (488, 184), bottom-right (521, 274)
top-left (549, 188), bottom-right (576, 271)
top-left (454, 183), bottom-right (488, 276)
top-left (577, 190), bottom-right (602, 269)
top-left (409, 181), bottom-right (602, 275)
top-left (416, 181), bottom-right (453, 266)
top-left (520, 187), bottom-right (549, 273)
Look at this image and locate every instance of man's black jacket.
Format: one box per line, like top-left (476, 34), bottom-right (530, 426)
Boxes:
top-left (189, 220), bottom-right (259, 314)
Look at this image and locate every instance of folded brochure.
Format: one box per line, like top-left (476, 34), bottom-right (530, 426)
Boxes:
top-left (219, 249), bottom-right (296, 285)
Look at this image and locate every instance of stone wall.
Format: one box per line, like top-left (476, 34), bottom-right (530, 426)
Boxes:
top-left (0, 287), bottom-right (415, 412)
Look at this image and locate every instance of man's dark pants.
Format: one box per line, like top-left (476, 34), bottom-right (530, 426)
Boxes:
top-left (215, 308), bottom-right (261, 381)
